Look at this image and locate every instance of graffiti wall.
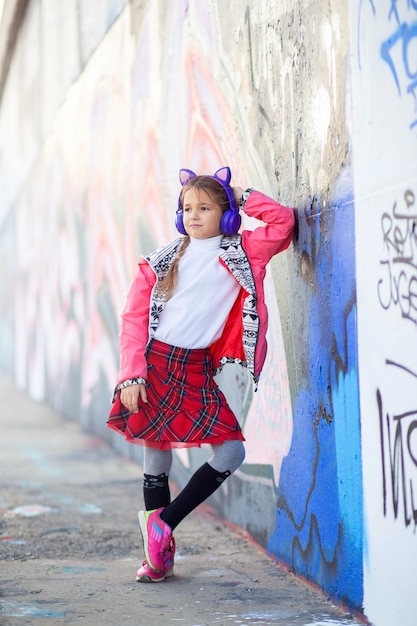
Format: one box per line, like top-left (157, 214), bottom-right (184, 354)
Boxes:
top-left (0, 0), bottom-right (415, 621)
top-left (350, 2), bottom-right (417, 625)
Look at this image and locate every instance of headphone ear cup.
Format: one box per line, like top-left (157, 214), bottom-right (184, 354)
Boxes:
top-left (220, 209), bottom-right (242, 236)
top-left (175, 212), bottom-right (187, 235)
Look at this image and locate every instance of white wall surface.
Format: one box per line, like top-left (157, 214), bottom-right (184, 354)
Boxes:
top-left (351, 2), bottom-right (417, 625)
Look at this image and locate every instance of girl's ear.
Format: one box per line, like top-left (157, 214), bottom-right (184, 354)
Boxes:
top-left (179, 169), bottom-right (197, 186)
top-left (213, 167), bottom-right (232, 185)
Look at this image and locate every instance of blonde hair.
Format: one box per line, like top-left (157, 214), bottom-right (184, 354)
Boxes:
top-left (156, 176), bottom-right (229, 300)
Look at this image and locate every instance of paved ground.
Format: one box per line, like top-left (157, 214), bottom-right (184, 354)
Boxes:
top-left (0, 373), bottom-right (369, 626)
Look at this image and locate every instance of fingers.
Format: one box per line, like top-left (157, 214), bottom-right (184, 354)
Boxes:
top-left (233, 186), bottom-right (244, 204)
top-left (120, 383), bottom-right (147, 413)
top-left (139, 384), bottom-right (148, 404)
top-left (120, 387), bottom-right (138, 413)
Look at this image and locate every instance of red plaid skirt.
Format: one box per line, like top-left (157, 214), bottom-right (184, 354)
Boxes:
top-left (107, 339), bottom-right (244, 449)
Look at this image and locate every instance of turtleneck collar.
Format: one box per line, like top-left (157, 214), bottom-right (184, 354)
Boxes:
top-left (188, 234), bottom-right (223, 250)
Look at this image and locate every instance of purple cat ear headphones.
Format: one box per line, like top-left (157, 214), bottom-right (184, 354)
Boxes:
top-left (175, 166), bottom-right (242, 236)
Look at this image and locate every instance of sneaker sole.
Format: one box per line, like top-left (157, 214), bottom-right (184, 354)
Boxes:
top-left (136, 568), bottom-right (174, 584)
top-left (138, 510), bottom-right (161, 573)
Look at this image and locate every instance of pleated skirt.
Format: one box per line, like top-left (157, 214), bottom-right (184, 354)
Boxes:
top-left (107, 339), bottom-right (244, 449)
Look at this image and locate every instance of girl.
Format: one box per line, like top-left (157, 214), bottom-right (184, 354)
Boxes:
top-left (107, 166), bottom-right (294, 583)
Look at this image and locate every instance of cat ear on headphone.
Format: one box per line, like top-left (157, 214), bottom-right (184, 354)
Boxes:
top-left (179, 169), bottom-right (197, 186)
top-left (213, 167), bottom-right (232, 185)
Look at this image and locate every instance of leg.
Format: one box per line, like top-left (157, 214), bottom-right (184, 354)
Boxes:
top-left (143, 447), bottom-right (173, 510)
top-left (139, 441), bottom-right (245, 574)
top-left (160, 440), bottom-right (245, 530)
top-left (208, 439), bottom-right (246, 474)
top-left (137, 447), bottom-right (175, 578)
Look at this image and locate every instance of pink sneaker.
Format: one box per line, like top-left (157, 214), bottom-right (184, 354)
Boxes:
top-left (138, 508), bottom-right (173, 573)
top-left (136, 537), bottom-right (175, 583)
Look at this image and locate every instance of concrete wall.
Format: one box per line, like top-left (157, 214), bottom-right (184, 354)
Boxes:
top-left (0, 1), bottom-right (415, 623)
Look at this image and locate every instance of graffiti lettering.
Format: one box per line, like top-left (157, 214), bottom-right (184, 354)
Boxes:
top-left (377, 189), bottom-right (417, 324)
top-left (376, 359), bottom-right (417, 531)
top-left (379, 2), bottom-right (417, 133)
top-left (377, 360), bottom-right (417, 530)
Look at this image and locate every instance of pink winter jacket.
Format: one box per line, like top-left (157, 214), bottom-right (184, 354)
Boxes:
top-left (117, 190), bottom-right (295, 388)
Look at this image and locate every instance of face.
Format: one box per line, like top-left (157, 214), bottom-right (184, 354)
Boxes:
top-left (182, 188), bottom-right (223, 239)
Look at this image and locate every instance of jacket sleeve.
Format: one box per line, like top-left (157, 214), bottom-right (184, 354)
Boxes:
top-left (117, 259), bottom-right (156, 384)
top-left (241, 190), bottom-right (295, 265)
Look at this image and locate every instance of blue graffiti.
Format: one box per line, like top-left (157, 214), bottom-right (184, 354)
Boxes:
top-left (267, 180), bottom-right (363, 610)
top-left (381, 23), bottom-right (417, 93)
top-left (380, 2), bottom-right (417, 131)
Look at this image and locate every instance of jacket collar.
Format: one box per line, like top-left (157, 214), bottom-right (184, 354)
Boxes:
top-left (219, 235), bottom-right (256, 296)
top-left (145, 238), bottom-right (184, 280)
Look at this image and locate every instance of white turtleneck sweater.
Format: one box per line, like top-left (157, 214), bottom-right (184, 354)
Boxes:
top-left (154, 235), bottom-right (241, 349)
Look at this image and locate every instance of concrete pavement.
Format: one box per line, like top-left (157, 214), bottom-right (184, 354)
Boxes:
top-left (0, 373), bottom-right (368, 626)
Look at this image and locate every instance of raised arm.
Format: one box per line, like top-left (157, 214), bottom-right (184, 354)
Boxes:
top-left (240, 190), bottom-right (295, 265)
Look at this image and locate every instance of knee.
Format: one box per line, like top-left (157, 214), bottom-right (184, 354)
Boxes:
top-left (235, 441), bottom-right (246, 469)
top-left (226, 440), bottom-right (246, 473)
top-left (210, 439), bottom-right (246, 474)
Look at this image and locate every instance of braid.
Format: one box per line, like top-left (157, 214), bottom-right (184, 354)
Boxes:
top-left (156, 237), bottom-right (191, 300)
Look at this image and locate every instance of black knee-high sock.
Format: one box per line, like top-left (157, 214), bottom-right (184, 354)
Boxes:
top-left (143, 472), bottom-right (171, 510)
top-left (160, 462), bottom-right (231, 530)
